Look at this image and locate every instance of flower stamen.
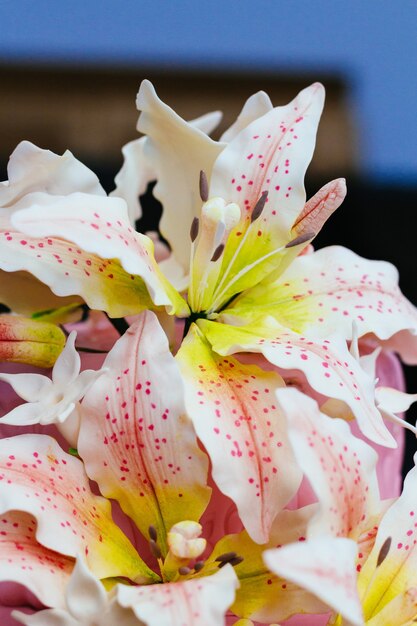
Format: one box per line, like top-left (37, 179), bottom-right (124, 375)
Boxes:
top-left (199, 169), bottom-right (209, 202)
top-left (250, 190), bottom-right (268, 223)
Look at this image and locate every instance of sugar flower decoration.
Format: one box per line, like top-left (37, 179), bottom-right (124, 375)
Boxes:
top-left (0, 331), bottom-right (103, 445)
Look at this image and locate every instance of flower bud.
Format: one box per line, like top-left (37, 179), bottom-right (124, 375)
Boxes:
top-left (0, 314), bottom-right (66, 368)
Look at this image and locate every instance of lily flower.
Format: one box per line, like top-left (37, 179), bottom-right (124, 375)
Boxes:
top-left (0, 84), bottom-right (416, 543)
top-left (0, 312), bottom-right (249, 625)
top-left (0, 331), bottom-right (103, 446)
top-left (0, 311), bottom-right (351, 626)
top-left (127, 80), bottom-right (417, 455)
top-left (263, 387), bottom-right (417, 625)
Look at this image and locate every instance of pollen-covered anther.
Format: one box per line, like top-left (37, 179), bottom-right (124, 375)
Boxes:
top-left (148, 525), bottom-right (158, 542)
top-left (199, 170), bottom-right (209, 202)
top-left (376, 536), bottom-right (392, 567)
top-left (216, 551), bottom-right (244, 569)
top-left (251, 190), bottom-right (268, 223)
top-left (285, 230), bottom-right (315, 248)
top-left (149, 539), bottom-right (162, 560)
top-left (193, 560), bottom-right (205, 572)
top-left (190, 217), bottom-right (200, 242)
top-left (167, 521), bottom-right (207, 559)
top-left (211, 243), bottom-right (225, 263)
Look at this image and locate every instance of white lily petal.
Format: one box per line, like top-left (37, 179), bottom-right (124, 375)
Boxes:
top-left (0, 510), bottom-right (73, 609)
top-left (1, 141), bottom-right (105, 209)
top-left (118, 565), bottom-right (239, 626)
top-left (264, 538), bottom-right (364, 626)
top-left (67, 368), bottom-right (106, 399)
top-left (376, 386), bottom-right (417, 414)
top-left (111, 109), bottom-right (222, 228)
top-left (359, 347), bottom-right (381, 380)
top-left (56, 404), bottom-right (81, 447)
top-left (52, 332), bottom-right (80, 386)
top-left (66, 557), bottom-right (107, 620)
top-left (12, 609), bottom-right (76, 626)
top-left (0, 401), bottom-right (44, 425)
top-left (0, 372), bottom-right (51, 401)
top-left (220, 91), bottom-right (273, 142)
top-left (158, 254), bottom-right (189, 292)
top-left (136, 79), bottom-right (224, 271)
top-left (110, 137), bottom-right (154, 226)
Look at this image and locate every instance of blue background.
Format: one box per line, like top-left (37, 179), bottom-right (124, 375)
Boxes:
top-left (1, 0), bottom-right (416, 182)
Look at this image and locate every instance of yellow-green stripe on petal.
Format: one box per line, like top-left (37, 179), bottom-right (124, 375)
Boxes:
top-left (0, 434), bottom-right (157, 583)
top-left (177, 324), bottom-right (301, 544)
top-left (79, 312), bottom-right (210, 556)
top-left (208, 506), bottom-right (325, 623)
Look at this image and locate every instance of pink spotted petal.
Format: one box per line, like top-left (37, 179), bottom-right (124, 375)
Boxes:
top-left (210, 83), bottom-right (325, 236)
top-left (232, 246), bottom-right (417, 358)
top-left (11, 194), bottom-right (187, 316)
top-left (0, 434), bottom-right (155, 582)
top-left (0, 510), bottom-right (73, 609)
top-left (117, 565), bottom-right (239, 626)
top-left (177, 324), bottom-right (302, 544)
top-left (136, 80), bottom-right (224, 271)
top-left (0, 212), bottom-right (182, 318)
top-left (276, 387), bottom-right (380, 540)
top-left (79, 311), bottom-right (210, 555)
top-left (358, 458), bottom-right (417, 621)
top-left (199, 319), bottom-right (395, 448)
top-left (264, 537), bottom-right (363, 626)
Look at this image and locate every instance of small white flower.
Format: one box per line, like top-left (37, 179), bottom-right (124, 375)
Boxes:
top-left (0, 331), bottom-right (103, 444)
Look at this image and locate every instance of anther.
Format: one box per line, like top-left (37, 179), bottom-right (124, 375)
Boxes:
top-left (215, 551), bottom-right (237, 563)
top-left (376, 536), bottom-right (392, 567)
top-left (178, 566), bottom-right (192, 576)
top-left (251, 191), bottom-right (268, 223)
top-left (194, 560), bottom-right (205, 572)
top-left (190, 217), bottom-right (200, 243)
top-left (285, 231), bottom-right (315, 248)
top-left (149, 539), bottom-right (162, 560)
top-left (218, 555), bottom-right (244, 568)
top-left (210, 243), bottom-right (225, 262)
top-left (148, 525), bottom-right (157, 542)
top-left (199, 170), bottom-right (209, 202)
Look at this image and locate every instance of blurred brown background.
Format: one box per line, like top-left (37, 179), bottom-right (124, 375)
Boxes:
top-left (0, 65), bottom-right (356, 182)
